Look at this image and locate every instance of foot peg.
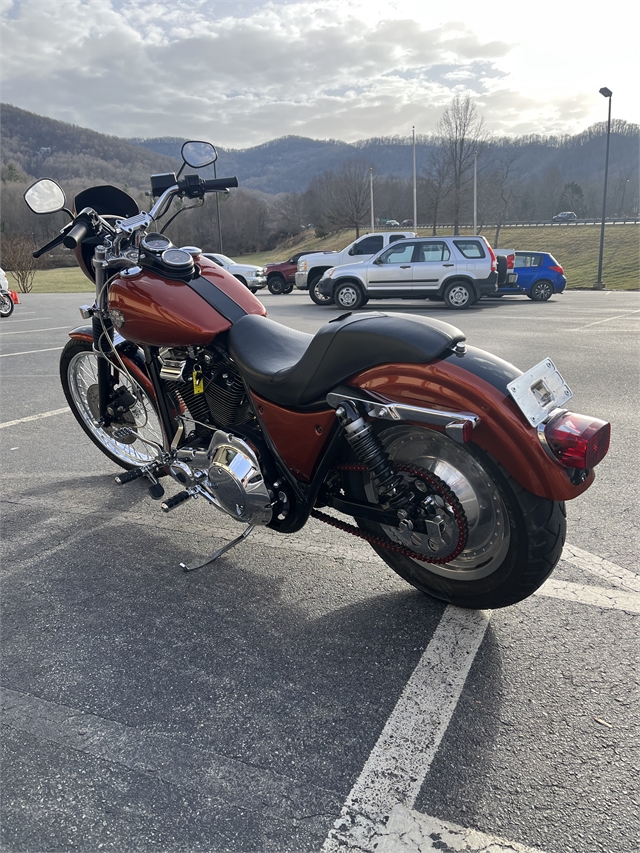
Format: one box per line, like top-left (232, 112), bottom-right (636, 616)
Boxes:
top-left (180, 525), bottom-right (255, 573)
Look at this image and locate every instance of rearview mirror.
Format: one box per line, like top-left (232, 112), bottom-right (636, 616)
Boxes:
top-left (181, 141), bottom-right (218, 168)
top-left (24, 179), bottom-right (66, 214)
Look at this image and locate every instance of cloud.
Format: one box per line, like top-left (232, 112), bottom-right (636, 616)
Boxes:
top-left (1, 0), bottom-right (637, 147)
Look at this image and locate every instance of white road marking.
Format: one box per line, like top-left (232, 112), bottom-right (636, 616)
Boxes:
top-left (0, 325), bottom-right (71, 335)
top-left (322, 607), bottom-right (491, 852)
top-left (322, 547), bottom-right (638, 852)
top-left (376, 805), bottom-right (546, 853)
top-left (0, 346), bottom-right (63, 357)
top-left (0, 407), bottom-right (70, 429)
top-left (567, 309), bottom-right (640, 331)
top-left (535, 578), bottom-right (640, 614)
top-left (562, 543), bottom-right (640, 592)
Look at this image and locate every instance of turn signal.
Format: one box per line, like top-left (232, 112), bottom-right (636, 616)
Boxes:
top-left (544, 412), bottom-right (611, 469)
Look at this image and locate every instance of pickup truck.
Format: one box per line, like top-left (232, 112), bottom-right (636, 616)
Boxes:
top-left (263, 251), bottom-right (324, 295)
top-left (295, 231), bottom-right (416, 304)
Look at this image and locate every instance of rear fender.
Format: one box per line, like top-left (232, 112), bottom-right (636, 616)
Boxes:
top-left (68, 325), bottom-right (155, 400)
top-left (348, 345), bottom-right (594, 501)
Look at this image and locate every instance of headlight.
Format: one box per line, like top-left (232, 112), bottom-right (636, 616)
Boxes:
top-left (299, 261), bottom-right (307, 272)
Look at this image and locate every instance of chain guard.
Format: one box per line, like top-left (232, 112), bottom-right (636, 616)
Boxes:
top-left (312, 464), bottom-right (469, 565)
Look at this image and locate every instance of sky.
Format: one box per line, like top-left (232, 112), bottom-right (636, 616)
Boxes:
top-left (1, 0), bottom-right (638, 149)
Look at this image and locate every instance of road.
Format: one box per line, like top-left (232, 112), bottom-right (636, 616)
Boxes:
top-left (1, 289), bottom-right (639, 853)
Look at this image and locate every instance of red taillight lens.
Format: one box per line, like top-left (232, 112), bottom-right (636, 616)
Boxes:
top-left (549, 264), bottom-right (564, 274)
top-left (507, 254), bottom-right (515, 269)
top-left (487, 245), bottom-right (497, 272)
top-left (544, 412), bottom-right (611, 469)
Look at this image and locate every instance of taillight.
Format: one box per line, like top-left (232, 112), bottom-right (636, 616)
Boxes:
top-left (549, 264), bottom-right (564, 274)
top-left (507, 254), bottom-right (515, 269)
top-left (487, 244), bottom-right (497, 272)
top-left (544, 412), bottom-right (611, 469)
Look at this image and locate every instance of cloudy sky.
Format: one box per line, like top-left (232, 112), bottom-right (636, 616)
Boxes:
top-left (1, 0), bottom-right (638, 148)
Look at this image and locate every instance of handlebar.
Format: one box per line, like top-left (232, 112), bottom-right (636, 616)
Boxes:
top-left (202, 176), bottom-right (239, 192)
top-left (63, 219), bottom-right (90, 249)
top-left (33, 226), bottom-right (71, 258)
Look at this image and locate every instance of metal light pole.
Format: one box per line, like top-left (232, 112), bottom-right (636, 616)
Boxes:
top-left (412, 126), bottom-right (417, 228)
top-left (594, 87), bottom-right (612, 289)
top-left (370, 167), bottom-right (374, 231)
top-left (473, 151), bottom-right (478, 235)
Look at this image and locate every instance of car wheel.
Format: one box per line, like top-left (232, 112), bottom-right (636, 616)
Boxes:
top-left (268, 275), bottom-right (286, 295)
top-left (334, 281), bottom-right (365, 310)
top-left (309, 275), bottom-right (333, 305)
top-left (443, 281), bottom-right (476, 309)
top-left (529, 280), bottom-right (554, 301)
top-left (282, 283), bottom-right (294, 294)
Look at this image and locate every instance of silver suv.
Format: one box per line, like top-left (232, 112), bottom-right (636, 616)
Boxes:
top-left (316, 236), bottom-right (498, 310)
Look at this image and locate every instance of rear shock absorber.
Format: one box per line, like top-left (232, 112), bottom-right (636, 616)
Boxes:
top-left (335, 400), bottom-right (410, 508)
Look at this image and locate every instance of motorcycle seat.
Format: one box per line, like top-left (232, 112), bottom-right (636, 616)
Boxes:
top-left (227, 311), bottom-right (465, 407)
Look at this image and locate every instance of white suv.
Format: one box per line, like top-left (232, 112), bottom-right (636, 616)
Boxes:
top-left (316, 236), bottom-right (498, 310)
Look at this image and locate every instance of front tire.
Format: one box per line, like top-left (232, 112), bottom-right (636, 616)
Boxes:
top-left (0, 292), bottom-right (15, 317)
top-left (443, 281), bottom-right (476, 309)
top-left (60, 340), bottom-right (163, 470)
top-left (334, 281), bottom-right (365, 310)
top-left (346, 425), bottom-right (566, 609)
top-left (529, 280), bottom-right (553, 301)
top-left (309, 275), bottom-right (333, 305)
top-left (268, 275), bottom-right (286, 295)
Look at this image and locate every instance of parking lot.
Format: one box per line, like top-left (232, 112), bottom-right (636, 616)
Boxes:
top-left (1, 288), bottom-right (639, 853)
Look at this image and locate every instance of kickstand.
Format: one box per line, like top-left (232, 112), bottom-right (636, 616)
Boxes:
top-left (180, 525), bottom-right (256, 573)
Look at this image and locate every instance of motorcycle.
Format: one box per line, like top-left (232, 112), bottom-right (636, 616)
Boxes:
top-left (0, 270), bottom-right (15, 317)
top-left (24, 141), bottom-right (611, 609)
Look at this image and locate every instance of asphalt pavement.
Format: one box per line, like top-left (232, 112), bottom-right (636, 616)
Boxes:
top-left (1, 288), bottom-right (639, 853)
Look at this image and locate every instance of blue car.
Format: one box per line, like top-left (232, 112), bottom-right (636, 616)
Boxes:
top-left (497, 251), bottom-right (567, 301)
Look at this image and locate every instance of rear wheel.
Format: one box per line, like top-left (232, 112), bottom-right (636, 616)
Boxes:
top-left (334, 281), bottom-right (365, 310)
top-left (346, 425), bottom-right (566, 609)
top-left (282, 283), bottom-right (294, 294)
top-left (309, 275), bottom-right (333, 305)
top-left (60, 340), bottom-right (163, 470)
top-left (443, 281), bottom-right (476, 309)
top-left (0, 292), bottom-right (14, 317)
top-left (529, 280), bottom-right (553, 301)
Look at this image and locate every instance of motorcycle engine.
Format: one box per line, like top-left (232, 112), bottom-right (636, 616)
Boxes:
top-left (172, 431), bottom-right (273, 526)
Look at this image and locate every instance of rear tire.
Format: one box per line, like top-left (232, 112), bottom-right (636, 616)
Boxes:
top-left (529, 280), bottom-right (553, 301)
top-left (346, 425), bottom-right (566, 609)
top-left (0, 292), bottom-right (14, 317)
top-left (60, 340), bottom-right (163, 470)
top-left (309, 275), bottom-right (333, 305)
top-left (443, 281), bottom-right (476, 309)
top-left (282, 283), bottom-right (294, 294)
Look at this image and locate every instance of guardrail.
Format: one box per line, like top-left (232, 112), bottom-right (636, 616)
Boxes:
top-left (416, 218), bottom-right (640, 228)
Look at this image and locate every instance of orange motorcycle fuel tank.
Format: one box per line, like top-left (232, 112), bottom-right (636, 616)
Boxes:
top-left (108, 254), bottom-right (266, 347)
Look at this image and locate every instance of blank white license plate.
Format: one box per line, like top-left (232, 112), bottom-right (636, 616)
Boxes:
top-left (507, 359), bottom-right (573, 427)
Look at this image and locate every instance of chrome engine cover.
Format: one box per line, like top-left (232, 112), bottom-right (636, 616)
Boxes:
top-left (204, 432), bottom-right (273, 525)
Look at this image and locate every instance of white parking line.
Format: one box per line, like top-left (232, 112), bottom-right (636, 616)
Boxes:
top-left (322, 547), bottom-right (638, 852)
top-left (0, 325), bottom-right (71, 335)
top-left (567, 309), bottom-right (640, 331)
top-left (0, 408), bottom-right (70, 429)
top-left (0, 346), bottom-right (63, 358)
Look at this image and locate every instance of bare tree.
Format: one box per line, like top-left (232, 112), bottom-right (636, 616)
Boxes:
top-left (421, 144), bottom-right (453, 234)
top-left (309, 159), bottom-right (372, 237)
top-left (0, 235), bottom-right (39, 292)
top-left (436, 94), bottom-right (486, 234)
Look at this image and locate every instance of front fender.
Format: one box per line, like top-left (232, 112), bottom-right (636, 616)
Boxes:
top-left (68, 325), bottom-right (155, 400)
top-left (348, 345), bottom-right (594, 501)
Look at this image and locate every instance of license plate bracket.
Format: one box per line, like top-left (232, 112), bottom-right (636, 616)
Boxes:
top-left (507, 359), bottom-right (573, 427)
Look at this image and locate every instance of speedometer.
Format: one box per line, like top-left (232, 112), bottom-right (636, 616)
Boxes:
top-left (141, 232), bottom-right (172, 253)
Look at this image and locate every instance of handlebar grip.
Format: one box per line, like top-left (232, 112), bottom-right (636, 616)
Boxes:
top-left (63, 220), bottom-right (90, 249)
top-left (203, 176), bottom-right (239, 192)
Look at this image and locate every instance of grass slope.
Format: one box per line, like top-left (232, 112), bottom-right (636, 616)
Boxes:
top-left (22, 224), bottom-right (639, 293)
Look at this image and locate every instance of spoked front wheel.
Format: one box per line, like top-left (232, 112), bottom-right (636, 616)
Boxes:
top-left (60, 340), bottom-right (163, 470)
top-left (346, 425), bottom-right (566, 608)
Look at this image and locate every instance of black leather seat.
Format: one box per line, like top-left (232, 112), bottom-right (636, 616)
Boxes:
top-left (227, 311), bottom-right (465, 407)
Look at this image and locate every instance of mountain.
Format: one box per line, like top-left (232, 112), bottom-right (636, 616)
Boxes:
top-left (0, 103), bottom-right (179, 188)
